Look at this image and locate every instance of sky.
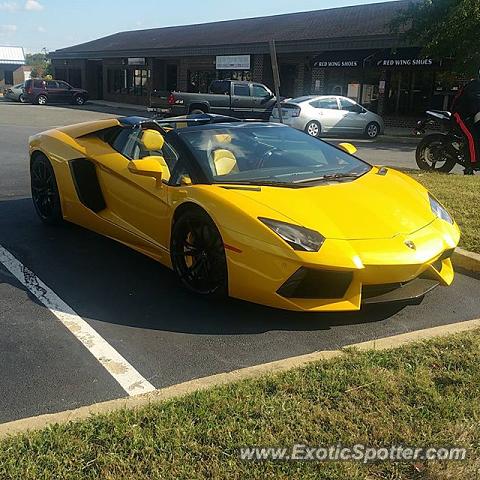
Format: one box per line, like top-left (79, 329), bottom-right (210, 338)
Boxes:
top-left (0, 0), bottom-right (400, 53)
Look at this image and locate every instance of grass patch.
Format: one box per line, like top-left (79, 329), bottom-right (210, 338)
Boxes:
top-left (1, 331), bottom-right (480, 479)
top-left (407, 171), bottom-right (480, 254)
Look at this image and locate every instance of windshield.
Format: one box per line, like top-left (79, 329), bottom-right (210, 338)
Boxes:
top-left (179, 124), bottom-right (371, 186)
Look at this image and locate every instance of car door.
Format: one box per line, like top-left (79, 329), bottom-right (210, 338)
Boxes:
top-left (95, 127), bottom-right (177, 252)
top-left (45, 81), bottom-right (62, 103)
top-left (231, 83), bottom-right (253, 119)
top-left (337, 97), bottom-right (367, 133)
top-left (57, 81), bottom-right (74, 103)
top-left (251, 84), bottom-right (273, 119)
top-left (309, 97), bottom-right (344, 133)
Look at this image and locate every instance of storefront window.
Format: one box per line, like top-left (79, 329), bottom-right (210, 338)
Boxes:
top-left (385, 70), bottom-right (435, 115)
top-left (185, 69), bottom-right (253, 93)
top-left (187, 70), bottom-right (217, 93)
top-left (217, 70), bottom-right (252, 81)
top-left (4, 70), bottom-right (14, 85)
top-left (107, 67), bottom-right (149, 96)
top-left (133, 69), bottom-right (149, 96)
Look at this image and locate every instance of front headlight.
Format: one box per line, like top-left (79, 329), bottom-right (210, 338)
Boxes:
top-left (259, 218), bottom-right (325, 252)
top-left (429, 194), bottom-right (454, 224)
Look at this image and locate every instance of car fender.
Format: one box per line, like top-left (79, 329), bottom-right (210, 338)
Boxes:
top-left (187, 101), bottom-right (210, 113)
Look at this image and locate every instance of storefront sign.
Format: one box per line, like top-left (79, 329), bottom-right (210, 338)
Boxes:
top-left (216, 55), bottom-right (251, 70)
top-left (127, 57), bottom-right (146, 66)
top-left (314, 60), bottom-right (360, 68)
top-left (376, 57), bottom-right (437, 68)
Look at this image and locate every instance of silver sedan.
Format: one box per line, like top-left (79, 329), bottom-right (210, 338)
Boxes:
top-left (3, 83), bottom-right (26, 102)
top-left (270, 95), bottom-right (384, 139)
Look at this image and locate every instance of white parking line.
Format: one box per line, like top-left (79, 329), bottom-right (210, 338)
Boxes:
top-left (0, 245), bottom-right (155, 396)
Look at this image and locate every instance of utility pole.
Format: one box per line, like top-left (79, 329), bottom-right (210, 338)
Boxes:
top-left (269, 39), bottom-right (283, 124)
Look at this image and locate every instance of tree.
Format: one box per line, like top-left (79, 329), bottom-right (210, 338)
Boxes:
top-left (25, 52), bottom-right (53, 78)
top-left (392, 0), bottom-right (480, 75)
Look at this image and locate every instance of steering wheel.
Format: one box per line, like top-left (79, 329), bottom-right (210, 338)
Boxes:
top-left (257, 146), bottom-right (283, 169)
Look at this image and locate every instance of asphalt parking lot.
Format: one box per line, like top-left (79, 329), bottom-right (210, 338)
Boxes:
top-left (1, 100), bottom-right (479, 424)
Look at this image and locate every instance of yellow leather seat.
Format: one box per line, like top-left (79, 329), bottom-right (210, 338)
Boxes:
top-left (140, 130), bottom-right (170, 181)
top-left (213, 133), bottom-right (233, 144)
top-left (141, 129), bottom-right (165, 151)
top-left (211, 133), bottom-right (238, 176)
top-left (212, 149), bottom-right (238, 176)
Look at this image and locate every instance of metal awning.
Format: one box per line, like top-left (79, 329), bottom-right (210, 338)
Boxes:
top-left (312, 49), bottom-right (379, 68)
top-left (370, 48), bottom-right (442, 68)
top-left (0, 46), bottom-right (25, 65)
top-left (312, 48), bottom-right (442, 69)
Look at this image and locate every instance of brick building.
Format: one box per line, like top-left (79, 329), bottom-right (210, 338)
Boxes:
top-left (49, 0), bottom-right (456, 116)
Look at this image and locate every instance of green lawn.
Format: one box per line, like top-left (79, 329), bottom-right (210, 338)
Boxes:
top-left (408, 171), bottom-right (480, 254)
top-left (1, 330), bottom-right (480, 479)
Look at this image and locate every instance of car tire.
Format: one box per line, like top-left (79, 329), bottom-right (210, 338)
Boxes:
top-left (171, 208), bottom-right (228, 297)
top-left (74, 95), bottom-right (86, 106)
top-left (36, 94), bottom-right (48, 106)
top-left (415, 134), bottom-right (457, 173)
top-left (31, 153), bottom-right (63, 225)
top-left (305, 120), bottom-right (321, 138)
top-left (19, 94), bottom-right (26, 103)
top-left (365, 122), bottom-right (380, 139)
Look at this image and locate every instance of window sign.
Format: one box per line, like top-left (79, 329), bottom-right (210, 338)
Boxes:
top-left (216, 55), bottom-right (251, 70)
top-left (127, 57), bottom-right (146, 66)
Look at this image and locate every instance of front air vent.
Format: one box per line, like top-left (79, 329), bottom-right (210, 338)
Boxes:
top-left (277, 268), bottom-right (353, 299)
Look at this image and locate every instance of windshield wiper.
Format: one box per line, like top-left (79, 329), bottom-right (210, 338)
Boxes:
top-left (218, 180), bottom-right (303, 188)
top-left (293, 172), bottom-right (362, 184)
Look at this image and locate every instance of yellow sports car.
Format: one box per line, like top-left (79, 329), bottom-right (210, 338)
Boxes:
top-left (29, 114), bottom-right (460, 312)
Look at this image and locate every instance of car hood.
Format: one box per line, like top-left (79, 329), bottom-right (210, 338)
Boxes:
top-left (230, 169), bottom-right (435, 240)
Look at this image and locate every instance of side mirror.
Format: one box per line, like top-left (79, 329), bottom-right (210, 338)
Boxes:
top-left (128, 159), bottom-right (165, 184)
top-left (338, 143), bottom-right (358, 155)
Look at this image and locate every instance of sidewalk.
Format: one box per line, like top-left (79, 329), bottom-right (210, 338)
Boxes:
top-left (88, 99), bottom-right (149, 112)
top-left (380, 127), bottom-right (421, 144)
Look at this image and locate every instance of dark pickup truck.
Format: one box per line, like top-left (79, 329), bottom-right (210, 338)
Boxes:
top-left (150, 80), bottom-right (277, 120)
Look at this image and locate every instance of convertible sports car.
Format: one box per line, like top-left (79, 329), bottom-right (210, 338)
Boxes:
top-left (29, 114), bottom-right (460, 312)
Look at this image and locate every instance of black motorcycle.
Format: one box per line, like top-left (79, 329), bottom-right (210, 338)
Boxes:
top-left (414, 110), bottom-right (476, 174)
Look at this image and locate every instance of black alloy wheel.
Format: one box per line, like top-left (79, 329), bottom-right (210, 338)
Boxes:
top-left (31, 154), bottom-right (63, 225)
top-left (171, 209), bottom-right (228, 296)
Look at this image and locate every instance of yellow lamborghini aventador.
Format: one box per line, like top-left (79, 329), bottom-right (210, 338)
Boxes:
top-left (29, 114), bottom-right (460, 312)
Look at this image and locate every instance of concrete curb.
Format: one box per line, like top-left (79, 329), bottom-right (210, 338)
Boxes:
top-left (453, 247), bottom-right (480, 279)
top-left (376, 135), bottom-right (419, 145)
top-left (1, 317), bottom-right (480, 439)
top-left (88, 101), bottom-right (149, 112)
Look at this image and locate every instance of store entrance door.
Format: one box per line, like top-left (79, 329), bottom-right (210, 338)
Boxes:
top-left (279, 64), bottom-right (296, 98)
top-left (166, 64), bottom-right (177, 92)
top-left (386, 70), bottom-right (435, 116)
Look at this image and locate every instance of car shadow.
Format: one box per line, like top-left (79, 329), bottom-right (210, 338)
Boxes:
top-left (59, 103), bottom-right (153, 118)
top-left (0, 98), bottom-right (152, 118)
top-left (0, 198), bottom-right (413, 336)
